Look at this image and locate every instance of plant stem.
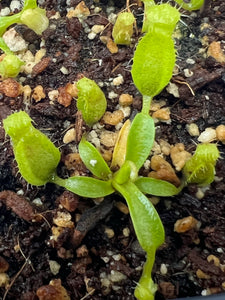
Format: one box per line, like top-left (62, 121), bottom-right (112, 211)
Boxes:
top-left (142, 95), bottom-right (152, 115)
top-left (50, 174), bottom-right (66, 187)
top-left (134, 250), bottom-right (158, 300)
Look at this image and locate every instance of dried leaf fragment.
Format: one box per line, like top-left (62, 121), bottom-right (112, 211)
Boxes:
top-left (0, 190), bottom-right (35, 222)
top-left (32, 57), bottom-right (51, 76)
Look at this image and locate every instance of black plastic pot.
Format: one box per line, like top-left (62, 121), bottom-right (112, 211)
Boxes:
top-left (176, 294), bottom-right (225, 300)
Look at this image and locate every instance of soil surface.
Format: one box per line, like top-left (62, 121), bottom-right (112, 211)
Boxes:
top-left (0, 0), bottom-right (225, 299)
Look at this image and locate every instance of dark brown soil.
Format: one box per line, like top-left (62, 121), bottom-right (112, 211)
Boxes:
top-left (0, 0), bottom-right (225, 299)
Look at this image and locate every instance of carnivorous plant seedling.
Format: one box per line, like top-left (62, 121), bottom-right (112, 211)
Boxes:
top-left (0, 0), bottom-right (49, 36)
top-left (0, 38), bottom-right (24, 79)
top-left (174, 0), bottom-right (204, 11)
top-left (76, 77), bottom-right (107, 126)
top-left (112, 12), bottom-right (135, 45)
top-left (3, 111), bottom-right (60, 186)
top-left (0, 0), bottom-right (49, 78)
top-left (142, 3), bottom-right (180, 34)
top-left (3, 111), bottom-right (180, 300)
top-left (183, 143), bottom-right (220, 186)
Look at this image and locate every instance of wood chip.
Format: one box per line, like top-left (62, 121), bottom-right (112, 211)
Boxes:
top-left (0, 190), bottom-right (35, 222)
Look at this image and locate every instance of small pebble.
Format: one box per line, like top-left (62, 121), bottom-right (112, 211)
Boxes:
top-left (49, 260), bottom-right (61, 275)
top-left (174, 216), bottom-right (198, 233)
top-left (186, 123), bottom-right (200, 136)
top-left (0, 7), bottom-right (10, 16)
top-left (113, 75), bottom-right (124, 86)
top-left (91, 25), bottom-right (104, 34)
top-left (60, 66), bottom-right (69, 74)
top-left (105, 227), bottom-right (115, 239)
top-left (216, 124), bottom-right (225, 143)
top-left (63, 128), bottom-right (76, 144)
top-left (110, 270), bottom-right (127, 283)
top-left (88, 31), bottom-right (97, 40)
top-left (122, 227), bottom-right (130, 237)
top-left (198, 128), bottom-right (217, 143)
top-left (0, 273), bottom-right (9, 287)
top-left (160, 263), bottom-right (168, 275)
top-left (119, 94), bottom-right (133, 106)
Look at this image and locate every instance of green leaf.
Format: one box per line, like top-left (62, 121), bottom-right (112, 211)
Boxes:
top-left (113, 180), bottom-right (164, 251)
top-left (125, 113), bottom-right (155, 170)
top-left (135, 177), bottom-right (180, 196)
top-left (182, 143), bottom-right (219, 186)
top-left (185, 163), bottom-right (216, 186)
top-left (14, 131), bottom-right (60, 186)
top-left (134, 255), bottom-right (157, 300)
top-left (79, 137), bottom-right (112, 180)
top-left (0, 39), bottom-right (24, 79)
top-left (53, 176), bottom-right (114, 198)
top-left (20, 7), bottom-right (49, 35)
top-left (113, 161), bottom-right (138, 185)
top-left (4, 111), bottom-right (60, 186)
top-left (77, 77), bottom-right (107, 126)
top-left (0, 14), bottom-right (22, 36)
top-left (114, 173), bottom-right (164, 300)
top-left (22, 0), bottom-right (38, 10)
top-left (142, 3), bottom-right (180, 35)
top-left (112, 12), bottom-right (135, 45)
top-left (0, 0), bottom-right (39, 36)
top-left (131, 32), bottom-right (176, 98)
top-left (0, 54), bottom-right (24, 79)
top-left (174, 0), bottom-right (204, 10)
top-left (3, 111), bottom-right (32, 145)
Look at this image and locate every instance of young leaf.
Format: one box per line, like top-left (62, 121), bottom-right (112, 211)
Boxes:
top-left (111, 119), bottom-right (131, 168)
top-left (135, 177), bottom-right (180, 196)
top-left (142, 3), bottom-right (180, 35)
top-left (0, 53), bottom-right (24, 79)
top-left (0, 38), bottom-right (24, 79)
top-left (3, 111), bottom-right (60, 186)
top-left (174, 0), bottom-right (204, 11)
top-left (53, 176), bottom-right (114, 198)
top-left (112, 12), bottom-right (135, 45)
top-left (22, 0), bottom-right (38, 10)
top-left (182, 143), bottom-right (219, 186)
top-left (184, 163), bottom-right (215, 186)
top-left (131, 32), bottom-right (176, 98)
top-left (79, 137), bottom-right (112, 180)
top-left (3, 111), bottom-right (32, 145)
top-left (113, 180), bottom-right (164, 299)
top-left (0, 14), bottom-right (22, 36)
top-left (125, 113), bottom-right (155, 170)
top-left (0, 0), bottom-right (43, 36)
top-left (14, 134), bottom-right (60, 186)
top-left (20, 7), bottom-right (49, 35)
top-left (77, 77), bottom-right (107, 126)
top-left (113, 161), bottom-right (138, 185)
top-left (113, 180), bottom-right (164, 251)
